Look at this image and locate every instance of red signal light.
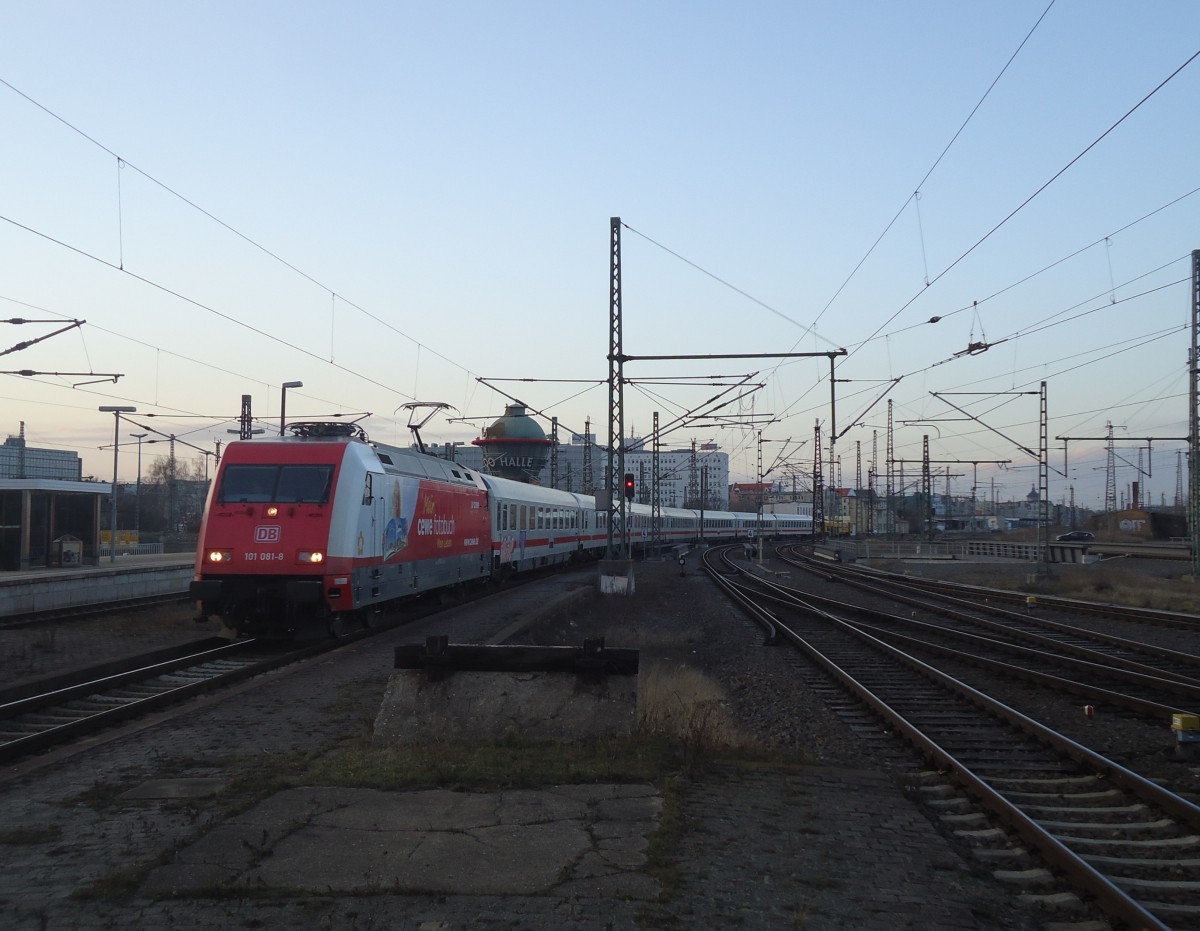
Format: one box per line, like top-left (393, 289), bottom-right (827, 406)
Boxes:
top-left (623, 473), bottom-right (635, 499)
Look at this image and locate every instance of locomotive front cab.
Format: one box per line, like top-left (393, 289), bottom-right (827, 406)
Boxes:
top-left (191, 439), bottom-right (348, 637)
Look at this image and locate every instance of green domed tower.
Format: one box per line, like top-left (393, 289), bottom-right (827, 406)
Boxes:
top-left (472, 404), bottom-right (553, 483)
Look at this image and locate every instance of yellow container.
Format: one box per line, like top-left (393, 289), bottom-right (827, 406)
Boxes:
top-left (1171, 713), bottom-right (1200, 732)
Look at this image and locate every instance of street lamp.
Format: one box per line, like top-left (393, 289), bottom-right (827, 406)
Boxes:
top-left (129, 432), bottom-right (147, 544)
top-left (280, 381), bottom-right (303, 435)
top-left (99, 405), bottom-right (136, 563)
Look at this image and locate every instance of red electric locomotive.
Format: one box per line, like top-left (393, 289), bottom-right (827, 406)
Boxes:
top-left (191, 422), bottom-right (492, 637)
top-left (191, 420), bottom-right (813, 637)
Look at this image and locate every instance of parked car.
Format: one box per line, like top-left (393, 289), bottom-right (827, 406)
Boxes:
top-left (1056, 530), bottom-right (1095, 542)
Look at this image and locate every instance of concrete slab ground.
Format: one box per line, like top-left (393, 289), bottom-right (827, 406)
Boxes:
top-left (141, 784), bottom-right (662, 901)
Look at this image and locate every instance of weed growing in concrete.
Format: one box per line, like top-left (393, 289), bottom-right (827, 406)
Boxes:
top-left (637, 662), bottom-right (749, 775)
top-left (72, 864), bottom-right (148, 902)
top-left (0, 824), bottom-right (62, 845)
top-left (305, 734), bottom-right (672, 791)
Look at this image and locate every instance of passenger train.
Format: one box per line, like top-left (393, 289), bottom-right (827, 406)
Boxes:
top-left (190, 422), bottom-right (812, 637)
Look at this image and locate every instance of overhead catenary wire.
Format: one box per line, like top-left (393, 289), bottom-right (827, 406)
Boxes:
top-left (0, 213), bottom-right (421, 405)
top-left (878, 196), bottom-right (1200, 342)
top-left (806, 0), bottom-right (1059, 335)
top-left (620, 35), bottom-right (1197, 473)
top-left (0, 292), bottom-right (378, 444)
top-left (848, 45), bottom-right (1200, 359)
top-left (0, 76), bottom-right (479, 383)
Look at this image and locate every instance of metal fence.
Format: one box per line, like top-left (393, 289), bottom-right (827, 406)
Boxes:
top-left (98, 542), bottom-right (166, 558)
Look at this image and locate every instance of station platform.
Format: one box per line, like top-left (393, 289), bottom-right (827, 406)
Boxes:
top-left (0, 552), bottom-right (194, 618)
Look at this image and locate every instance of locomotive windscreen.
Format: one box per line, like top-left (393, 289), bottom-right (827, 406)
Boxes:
top-left (217, 464), bottom-right (334, 504)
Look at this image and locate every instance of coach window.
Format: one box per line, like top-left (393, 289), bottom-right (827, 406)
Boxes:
top-left (519, 505), bottom-right (527, 530)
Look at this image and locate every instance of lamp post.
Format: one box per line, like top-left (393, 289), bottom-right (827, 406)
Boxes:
top-left (99, 406), bottom-right (136, 563)
top-left (280, 381), bottom-right (303, 435)
top-left (129, 432), bottom-right (147, 544)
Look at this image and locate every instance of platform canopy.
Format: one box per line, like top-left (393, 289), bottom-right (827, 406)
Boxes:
top-left (0, 479), bottom-right (107, 571)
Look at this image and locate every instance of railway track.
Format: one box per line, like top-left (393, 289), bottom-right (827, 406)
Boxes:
top-left (703, 544), bottom-right (1200, 930)
top-left (0, 564), bottom-right (589, 765)
top-left (770, 549), bottom-right (1200, 722)
top-left (0, 638), bottom-right (323, 763)
top-left (799, 548), bottom-right (1200, 630)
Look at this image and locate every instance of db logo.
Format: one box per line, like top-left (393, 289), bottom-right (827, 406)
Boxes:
top-left (254, 526), bottom-right (281, 543)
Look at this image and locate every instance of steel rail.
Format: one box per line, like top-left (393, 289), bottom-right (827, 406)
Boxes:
top-left (798, 546), bottom-right (1200, 629)
top-left (752, 561), bottom-right (1200, 710)
top-left (711, 544), bottom-right (1195, 931)
top-left (740, 575), bottom-right (1200, 718)
top-left (848, 619), bottom-right (1197, 720)
top-left (784, 550), bottom-right (1200, 680)
top-left (0, 639), bottom-right (330, 763)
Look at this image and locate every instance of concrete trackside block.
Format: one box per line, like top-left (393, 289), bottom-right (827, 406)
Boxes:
top-left (598, 558), bottom-right (635, 595)
top-left (374, 670), bottom-right (637, 743)
top-left (375, 641), bottom-right (639, 743)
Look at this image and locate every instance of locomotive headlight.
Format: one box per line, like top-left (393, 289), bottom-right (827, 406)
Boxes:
top-left (207, 549), bottom-right (234, 563)
top-left (297, 550), bottom-right (325, 564)
top-left (266, 506), bottom-right (279, 517)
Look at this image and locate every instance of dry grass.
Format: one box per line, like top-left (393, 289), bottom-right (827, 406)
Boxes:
top-left (1019, 566), bottom-right (1200, 614)
top-left (891, 557), bottom-right (1200, 615)
top-left (926, 559), bottom-right (1200, 619)
top-left (638, 662), bottom-right (752, 773)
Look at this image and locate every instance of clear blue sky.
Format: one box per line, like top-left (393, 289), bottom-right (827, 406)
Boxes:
top-left (2, 2), bottom-right (1198, 510)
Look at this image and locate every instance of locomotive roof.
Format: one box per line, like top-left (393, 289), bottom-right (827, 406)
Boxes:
top-left (368, 441), bottom-right (482, 488)
top-left (234, 427), bottom-right (484, 490)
